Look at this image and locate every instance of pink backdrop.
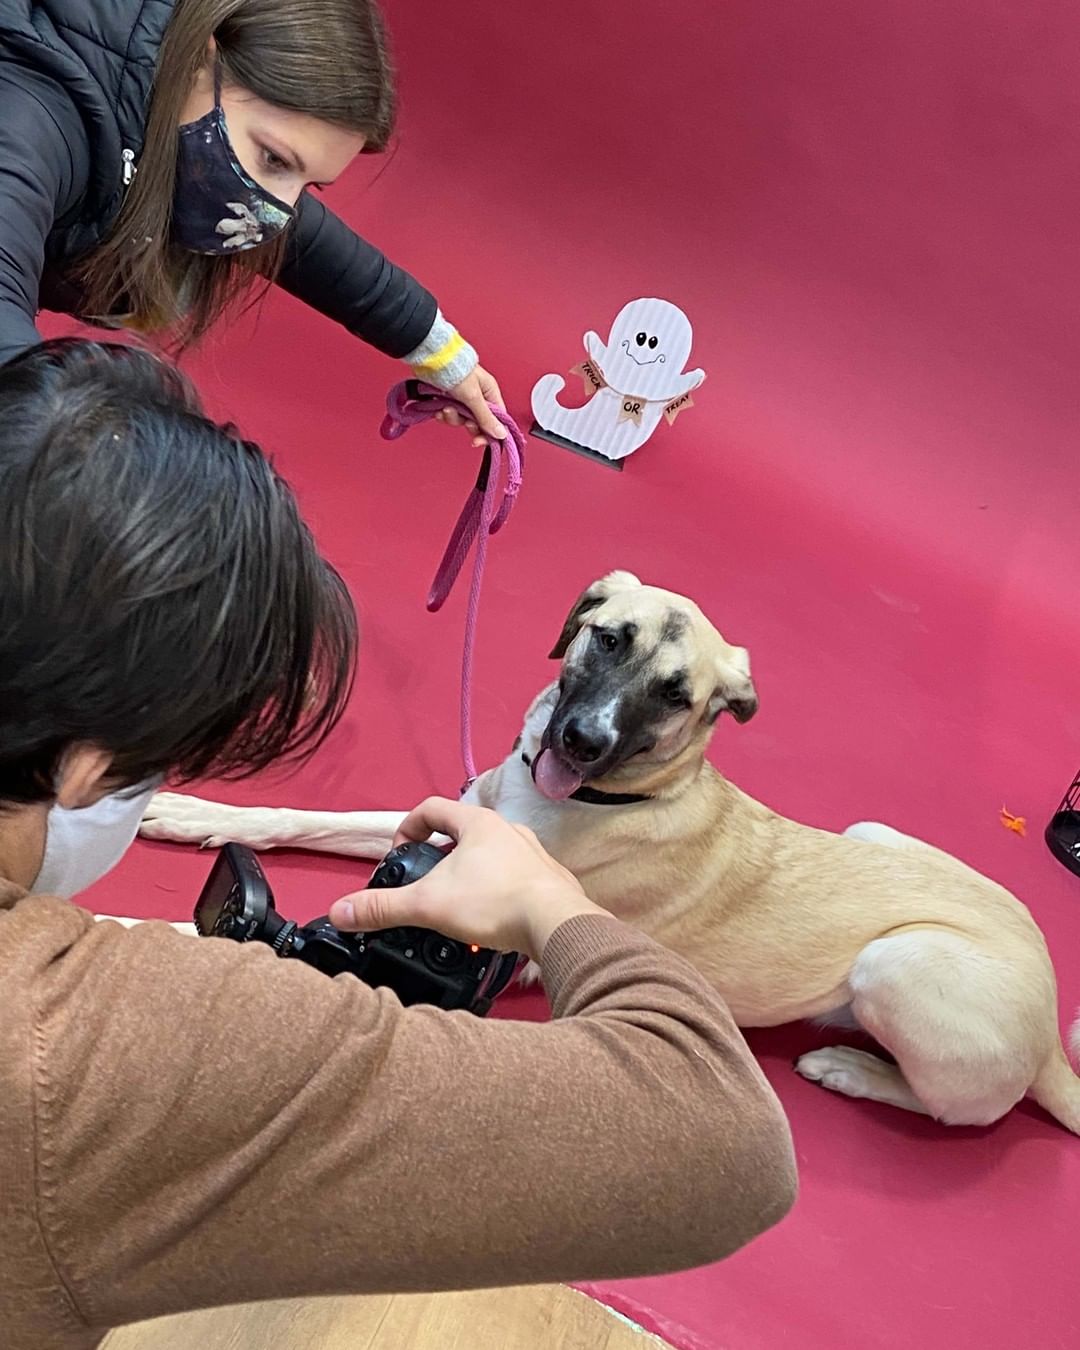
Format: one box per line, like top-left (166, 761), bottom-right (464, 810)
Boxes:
top-left (53, 2), bottom-right (1080, 1346)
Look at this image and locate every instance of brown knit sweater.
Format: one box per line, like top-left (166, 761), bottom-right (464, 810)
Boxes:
top-left (0, 880), bottom-right (796, 1349)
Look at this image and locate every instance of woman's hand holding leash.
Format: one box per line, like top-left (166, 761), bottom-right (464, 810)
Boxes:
top-left (440, 365), bottom-right (508, 446)
top-left (330, 798), bottom-right (605, 961)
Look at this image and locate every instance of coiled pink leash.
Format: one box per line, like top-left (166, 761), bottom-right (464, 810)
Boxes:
top-left (380, 380), bottom-right (527, 793)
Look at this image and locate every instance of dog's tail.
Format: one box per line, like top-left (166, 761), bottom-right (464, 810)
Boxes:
top-left (1029, 1015), bottom-right (1080, 1135)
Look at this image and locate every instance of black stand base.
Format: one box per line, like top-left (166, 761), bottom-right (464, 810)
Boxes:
top-left (529, 423), bottom-right (624, 472)
top-left (1046, 809), bottom-right (1080, 877)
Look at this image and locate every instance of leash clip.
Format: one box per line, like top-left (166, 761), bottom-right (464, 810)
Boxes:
top-left (379, 379), bottom-right (443, 439)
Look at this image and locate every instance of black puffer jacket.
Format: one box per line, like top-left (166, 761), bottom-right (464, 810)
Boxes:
top-left (0, 0), bottom-right (437, 364)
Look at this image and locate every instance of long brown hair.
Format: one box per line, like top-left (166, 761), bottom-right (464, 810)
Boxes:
top-left (80, 0), bottom-right (396, 349)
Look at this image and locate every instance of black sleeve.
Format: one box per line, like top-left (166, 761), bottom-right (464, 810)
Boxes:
top-left (275, 191), bottom-right (439, 360)
top-left (0, 70), bottom-right (86, 366)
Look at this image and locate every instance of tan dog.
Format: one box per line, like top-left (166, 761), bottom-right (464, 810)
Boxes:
top-left (139, 571), bottom-right (1080, 1133)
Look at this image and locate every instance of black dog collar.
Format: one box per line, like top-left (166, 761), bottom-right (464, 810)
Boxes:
top-left (520, 753), bottom-right (652, 806)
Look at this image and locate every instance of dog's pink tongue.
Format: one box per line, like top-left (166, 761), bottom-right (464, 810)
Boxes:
top-left (532, 749), bottom-right (584, 801)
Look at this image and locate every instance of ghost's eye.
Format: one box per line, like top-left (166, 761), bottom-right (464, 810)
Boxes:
top-left (635, 332), bottom-right (647, 346)
top-left (648, 336), bottom-right (659, 349)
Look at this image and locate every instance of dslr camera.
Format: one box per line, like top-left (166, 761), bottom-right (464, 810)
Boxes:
top-left (194, 840), bottom-right (520, 1015)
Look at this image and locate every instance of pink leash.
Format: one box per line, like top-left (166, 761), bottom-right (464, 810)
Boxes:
top-left (380, 380), bottom-right (526, 793)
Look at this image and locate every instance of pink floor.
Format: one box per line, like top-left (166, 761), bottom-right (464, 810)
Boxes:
top-left (53, 1), bottom-right (1079, 1346)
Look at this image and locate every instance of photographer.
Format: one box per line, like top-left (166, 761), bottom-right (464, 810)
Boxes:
top-left (0, 341), bottom-right (797, 1350)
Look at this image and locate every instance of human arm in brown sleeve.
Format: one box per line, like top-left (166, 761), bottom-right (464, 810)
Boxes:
top-left (32, 908), bottom-right (797, 1335)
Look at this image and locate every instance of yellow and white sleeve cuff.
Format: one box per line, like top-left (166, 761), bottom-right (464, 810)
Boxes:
top-left (404, 310), bottom-right (478, 390)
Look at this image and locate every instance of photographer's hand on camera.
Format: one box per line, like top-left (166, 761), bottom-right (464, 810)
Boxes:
top-left (330, 797), bottom-right (604, 960)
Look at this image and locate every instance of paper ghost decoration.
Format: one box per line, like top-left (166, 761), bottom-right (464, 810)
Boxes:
top-left (531, 298), bottom-right (705, 464)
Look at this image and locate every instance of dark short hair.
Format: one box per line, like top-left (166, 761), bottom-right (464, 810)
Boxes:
top-left (0, 340), bottom-right (357, 806)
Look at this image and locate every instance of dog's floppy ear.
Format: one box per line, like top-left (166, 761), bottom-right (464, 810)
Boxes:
top-left (549, 570), bottom-right (642, 659)
top-left (705, 645), bottom-right (758, 724)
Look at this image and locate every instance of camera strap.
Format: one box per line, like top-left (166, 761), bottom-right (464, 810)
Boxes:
top-left (381, 380), bottom-right (527, 794)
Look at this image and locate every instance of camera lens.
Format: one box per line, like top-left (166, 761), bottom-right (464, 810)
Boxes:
top-left (423, 934), bottom-right (465, 972)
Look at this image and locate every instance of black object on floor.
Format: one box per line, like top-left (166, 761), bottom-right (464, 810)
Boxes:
top-left (530, 422), bottom-right (625, 471)
top-left (1046, 770), bottom-right (1080, 877)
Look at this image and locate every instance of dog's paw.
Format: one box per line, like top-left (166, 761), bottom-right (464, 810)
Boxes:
top-left (795, 1046), bottom-right (895, 1100)
top-left (139, 792), bottom-right (279, 851)
top-left (517, 959), bottom-right (543, 988)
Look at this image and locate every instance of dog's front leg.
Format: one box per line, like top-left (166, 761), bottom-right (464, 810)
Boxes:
top-left (93, 915), bottom-right (199, 937)
top-left (140, 792), bottom-right (410, 859)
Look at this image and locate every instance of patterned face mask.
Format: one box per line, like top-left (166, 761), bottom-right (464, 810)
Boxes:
top-left (172, 65), bottom-right (295, 255)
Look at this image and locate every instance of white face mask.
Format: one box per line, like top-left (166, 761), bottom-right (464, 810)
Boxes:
top-left (31, 779), bottom-right (163, 899)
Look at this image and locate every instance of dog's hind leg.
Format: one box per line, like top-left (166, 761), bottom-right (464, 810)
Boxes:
top-left (140, 792), bottom-right (410, 858)
top-left (821, 930), bottom-right (1045, 1126)
top-left (796, 1045), bottom-right (929, 1113)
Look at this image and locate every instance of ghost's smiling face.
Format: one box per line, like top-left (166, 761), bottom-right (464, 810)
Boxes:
top-left (622, 330), bottom-right (666, 366)
top-left (601, 298), bottom-right (695, 397)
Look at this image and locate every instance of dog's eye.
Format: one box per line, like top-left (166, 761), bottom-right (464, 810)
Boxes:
top-left (658, 680), bottom-right (688, 706)
top-left (596, 629), bottom-right (618, 652)
top-left (635, 332), bottom-right (647, 347)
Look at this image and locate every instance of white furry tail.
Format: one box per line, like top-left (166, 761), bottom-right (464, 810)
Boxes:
top-left (1030, 1015), bottom-right (1080, 1135)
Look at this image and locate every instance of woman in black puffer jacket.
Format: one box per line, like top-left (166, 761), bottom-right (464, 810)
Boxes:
top-left (0, 0), bottom-right (504, 440)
